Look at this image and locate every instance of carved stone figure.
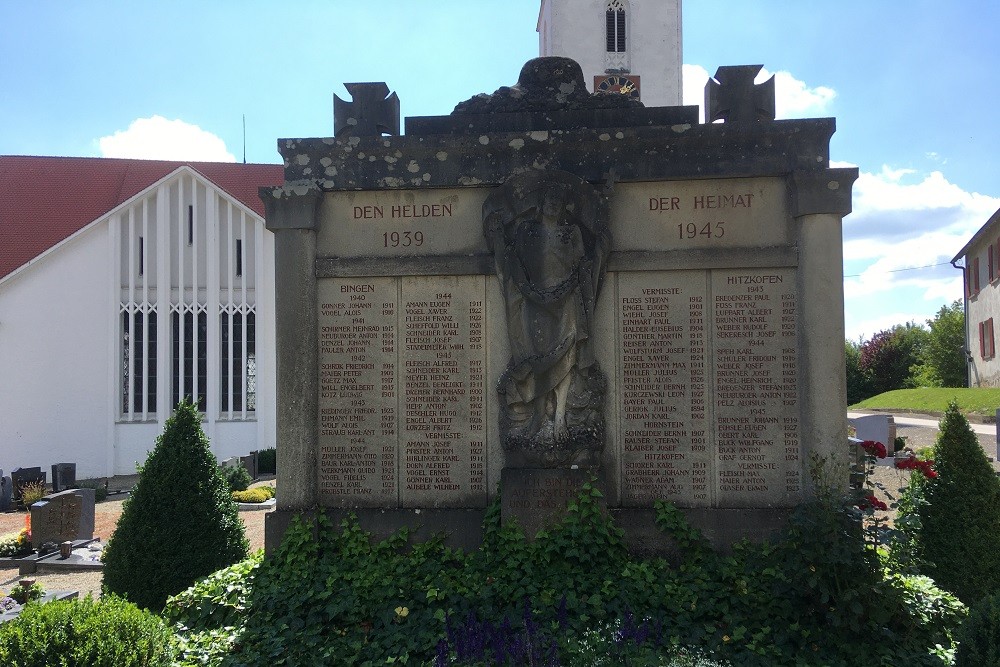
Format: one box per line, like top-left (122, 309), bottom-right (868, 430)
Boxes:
top-left (484, 170), bottom-right (612, 467)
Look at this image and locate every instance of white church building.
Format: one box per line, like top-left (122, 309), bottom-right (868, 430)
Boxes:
top-left (0, 156), bottom-right (283, 478)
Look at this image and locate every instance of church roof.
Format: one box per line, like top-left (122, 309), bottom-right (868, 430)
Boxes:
top-left (0, 155), bottom-right (283, 281)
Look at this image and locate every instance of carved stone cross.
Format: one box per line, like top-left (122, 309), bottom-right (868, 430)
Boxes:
top-left (705, 65), bottom-right (775, 125)
top-left (333, 82), bottom-right (400, 138)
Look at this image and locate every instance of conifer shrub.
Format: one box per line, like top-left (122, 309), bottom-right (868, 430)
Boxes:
top-left (102, 401), bottom-right (249, 610)
top-left (0, 595), bottom-right (173, 666)
top-left (917, 402), bottom-right (1000, 605)
top-left (955, 591), bottom-right (1000, 667)
top-left (222, 464), bottom-right (252, 492)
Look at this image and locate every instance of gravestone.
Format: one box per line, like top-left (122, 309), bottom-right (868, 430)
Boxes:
top-left (50, 463), bottom-right (76, 492)
top-left (240, 453), bottom-right (259, 480)
top-left (0, 474), bottom-right (10, 512)
top-left (10, 467), bottom-right (45, 504)
top-left (29, 489), bottom-right (95, 549)
top-left (849, 414), bottom-right (896, 465)
top-left (263, 57), bottom-right (856, 552)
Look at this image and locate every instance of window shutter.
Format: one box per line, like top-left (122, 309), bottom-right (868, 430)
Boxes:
top-left (975, 257), bottom-right (981, 294)
top-left (986, 317), bottom-right (996, 359)
top-left (989, 245), bottom-right (995, 282)
top-left (606, 10), bottom-right (616, 51)
top-left (616, 9), bottom-right (626, 52)
top-left (980, 321), bottom-right (986, 358)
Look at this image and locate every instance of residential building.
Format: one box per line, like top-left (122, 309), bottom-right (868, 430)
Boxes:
top-left (952, 205), bottom-right (1000, 386)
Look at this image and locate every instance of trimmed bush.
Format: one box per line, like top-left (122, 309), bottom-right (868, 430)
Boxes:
top-left (257, 447), bottom-right (276, 474)
top-left (0, 595), bottom-right (173, 666)
top-left (917, 402), bottom-right (1000, 604)
top-left (222, 464), bottom-right (252, 492)
top-left (955, 591), bottom-right (1000, 666)
top-left (102, 401), bottom-right (249, 610)
top-left (232, 487), bottom-right (271, 503)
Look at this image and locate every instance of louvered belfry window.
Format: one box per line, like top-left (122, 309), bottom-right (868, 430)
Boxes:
top-left (606, 0), bottom-right (626, 53)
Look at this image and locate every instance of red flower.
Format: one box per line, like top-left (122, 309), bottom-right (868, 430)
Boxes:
top-left (860, 440), bottom-right (888, 459)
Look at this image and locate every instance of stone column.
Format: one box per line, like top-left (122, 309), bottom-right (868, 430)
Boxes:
top-left (262, 187), bottom-right (322, 512)
top-left (788, 168), bottom-right (858, 493)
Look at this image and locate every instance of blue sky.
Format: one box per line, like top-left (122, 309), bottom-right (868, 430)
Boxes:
top-left (2, 1), bottom-right (998, 341)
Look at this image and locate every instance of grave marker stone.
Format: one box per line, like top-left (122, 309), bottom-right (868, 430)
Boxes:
top-left (50, 463), bottom-right (76, 493)
top-left (29, 489), bottom-right (95, 549)
top-left (263, 57), bottom-right (856, 552)
top-left (0, 474), bottom-right (10, 512)
top-left (10, 468), bottom-right (45, 504)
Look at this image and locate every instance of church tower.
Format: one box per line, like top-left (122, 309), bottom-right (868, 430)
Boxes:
top-left (537, 0), bottom-right (682, 107)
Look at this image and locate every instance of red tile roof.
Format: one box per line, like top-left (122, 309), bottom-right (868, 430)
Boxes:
top-left (0, 156), bottom-right (283, 281)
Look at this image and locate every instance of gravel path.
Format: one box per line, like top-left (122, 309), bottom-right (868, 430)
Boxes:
top-left (1, 481), bottom-right (273, 602)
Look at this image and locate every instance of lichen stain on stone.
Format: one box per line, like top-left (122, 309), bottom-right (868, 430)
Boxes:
top-left (383, 140), bottom-right (392, 147)
top-left (303, 168), bottom-right (312, 175)
top-left (827, 181), bottom-right (840, 190)
top-left (509, 138), bottom-right (526, 150)
top-left (458, 176), bottom-right (483, 186)
top-left (394, 150), bottom-right (403, 158)
top-left (357, 152), bottom-right (366, 160)
top-left (369, 155), bottom-right (377, 162)
top-left (348, 136), bottom-right (361, 147)
top-left (816, 155), bottom-right (824, 162)
top-left (381, 176), bottom-right (405, 188)
top-left (599, 133), bottom-right (611, 142)
top-left (324, 166), bottom-right (338, 176)
top-left (436, 151), bottom-right (448, 161)
top-left (295, 154), bottom-right (310, 166)
top-left (322, 138), bottom-right (336, 146)
top-left (671, 124), bottom-right (692, 133)
top-left (422, 173), bottom-right (432, 182)
top-left (407, 161), bottom-right (421, 173)
top-left (615, 132), bottom-right (625, 140)
top-left (529, 131), bottom-right (549, 142)
top-left (479, 136), bottom-right (490, 145)
top-left (292, 185), bottom-right (313, 196)
top-left (384, 156), bottom-right (398, 164)
top-left (320, 157), bottom-right (333, 167)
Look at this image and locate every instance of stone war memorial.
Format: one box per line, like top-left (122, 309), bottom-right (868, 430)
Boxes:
top-left (263, 58), bottom-right (857, 552)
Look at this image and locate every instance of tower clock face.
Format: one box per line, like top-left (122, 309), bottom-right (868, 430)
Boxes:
top-left (595, 74), bottom-right (641, 99)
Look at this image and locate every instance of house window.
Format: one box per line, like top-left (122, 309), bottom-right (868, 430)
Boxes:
top-left (606, 0), bottom-right (626, 53)
top-left (171, 310), bottom-right (208, 411)
top-left (980, 318), bottom-right (995, 360)
top-left (122, 310), bottom-right (157, 414)
top-left (220, 311), bottom-right (256, 413)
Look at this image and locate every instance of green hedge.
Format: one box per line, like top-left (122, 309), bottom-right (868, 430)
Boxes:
top-left (167, 481), bottom-right (965, 666)
top-left (0, 596), bottom-right (173, 666)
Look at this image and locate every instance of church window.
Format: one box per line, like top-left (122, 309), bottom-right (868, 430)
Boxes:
top-left (172, 309), bottom-right (208, 411)
top-left (606, 0), bottom-right (627, 53)
top-left (220, 310), bottom-right (256, 413)
top-left (122, 310), bottom-right (157, 414)
top-left (187, 205), bottom-right (194, 245)
top-left (236, 239), bottom-right (243, 277)
top-left (138, 237), bottom-right (144, 276)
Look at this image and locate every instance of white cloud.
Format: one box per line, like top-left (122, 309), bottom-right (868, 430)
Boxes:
top-left (682, 64), bottom-right (834, 122)
top-left (842, 166), bottom-right (999, 340)
top-left (98, 116), bottom-right (235, 162)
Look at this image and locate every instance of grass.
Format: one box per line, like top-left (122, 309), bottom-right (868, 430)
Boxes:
top-left (851, 387), bottom-right (1000, 417)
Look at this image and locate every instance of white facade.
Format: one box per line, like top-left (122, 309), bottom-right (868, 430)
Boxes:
top-left (0, 167), bottom-right (276, 478)
top-left (955, 206), bottom-right (1000, 387)
top-left (537, 0), bottom-right (683, 106)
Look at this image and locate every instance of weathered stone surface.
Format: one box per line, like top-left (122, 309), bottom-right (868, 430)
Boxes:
top-left (453, 57), bottom-right (640, 114)
top-left (264, 57), bottom-right (855, 552)
top-left (501, 468), bottom-right (599, 538)
top-left (29, 489), bottom-right (95, 549)
top-left (485, 170), bottom-right (611, 468)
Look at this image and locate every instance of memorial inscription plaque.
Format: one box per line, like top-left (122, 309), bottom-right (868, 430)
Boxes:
top-left (265, 57), bottom-right (856, 552)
